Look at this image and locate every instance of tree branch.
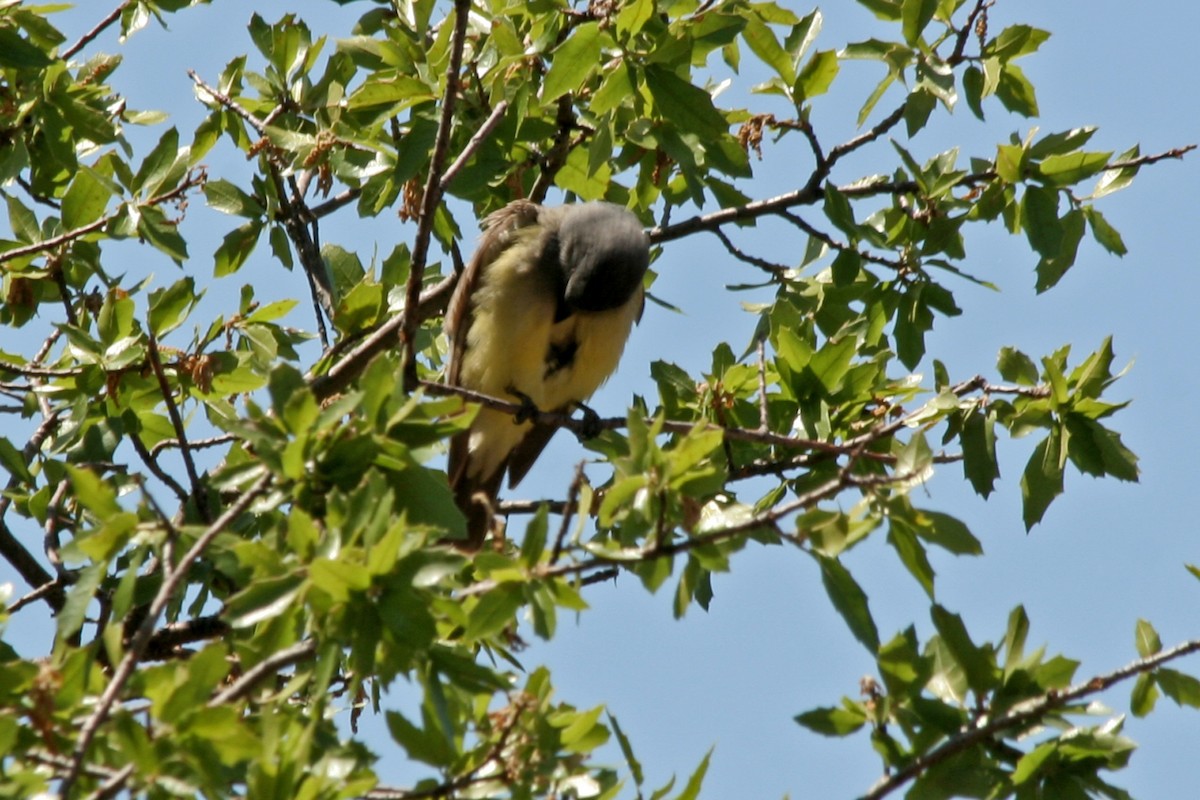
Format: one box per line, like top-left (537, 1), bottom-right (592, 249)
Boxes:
top-left (208, 639), bottom-right (318, 706)
top-left (401, 0), bottom-right (471, 388)
top-left (147, 334), bottom-right (208, 521)
top-left (860, 637), bottom-right (1200, 800)
top-left (62, 0), bottom-right (135, 60)
top-left (58, 473), bottom-right (272, 796)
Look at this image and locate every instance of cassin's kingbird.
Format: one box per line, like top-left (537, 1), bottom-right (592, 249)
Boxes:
top-left (445, 200), bottom-right (651, 549)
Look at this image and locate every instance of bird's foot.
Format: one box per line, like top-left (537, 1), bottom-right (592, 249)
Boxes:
top-left (572, 401), bottom-right (604, 440)
top-left (505, 386), bottom-right (540, 424)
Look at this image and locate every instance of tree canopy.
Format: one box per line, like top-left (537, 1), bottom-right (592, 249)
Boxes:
top-left (0, 0), bottom-right (1196, 798)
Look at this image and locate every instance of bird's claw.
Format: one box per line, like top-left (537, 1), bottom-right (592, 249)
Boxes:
top-left (573, 401), bottom-right (604, 440)
top-left (505, 386), bottom-right (540, 424)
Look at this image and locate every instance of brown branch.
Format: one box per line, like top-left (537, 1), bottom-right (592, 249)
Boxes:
top-left (144, 615), bottom-right (229, 661)
top-left (128, 429), bottom-right (189, 504)
top-left (550, 461), bottom-right (588, 565)
top-left (947, 0), bottom-right (993, 66)
top-left (308, 271), bottom-right (458, 400)
top-left (860, 637), bottom-right (1200, 800)
top-left (58, 472), bottom-right (272, 796)
top-left (149, 433), bottom-right (235, 458)
top-left (0, 217), bottom-right (108, 265)
top-left (779, 209), bottom-right (905, 270)
top-left (459, 471), bottom-right (858, 598)
top-left (187, 70), bottom-right (267, 135)
top-left (209, 639), bottom-right (318, 706)
top-left (710, 227), bottom-right (788, 274)
top-left (402, 0), bottom-right (472, 389)
top-left (147, 335), bottom-right (208, 520)
top-left (439, 100), bottom-right (510, 192)
top-left (62, 0), bottom-right (135, 59)
top-left (0, 170), bottom-right (204, 267)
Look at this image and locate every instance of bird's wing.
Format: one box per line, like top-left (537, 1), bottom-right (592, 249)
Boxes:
top-left (505, 420), bottom-right (560, 488)
top-left (445, 200), bottom-right (543, 493)
top-left (444, 199), bottom-right (543, 386)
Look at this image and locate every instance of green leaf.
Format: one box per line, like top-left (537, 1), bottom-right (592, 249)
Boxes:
top-left (608, 710), bottom-right (645, 787)
top-left (56, 563), bottom-right (107, 641)
top-left (644, 66), bottom-right (729, 139)
top-left (962, 65), bottom-right (985, 119)
top-left (915, 510), bottom-right (983, 556)
top-left (961, 409), bottom-right (999, 497)
top-left (543, 22), bottom-right (602, 101)
top-left (1038, 150), bottom-right (1113, 186)
top-left (309, 558), bottom-right (372, 603)
top-left (558, 705), bottom-right (609, 753)
top-left (225, 574), bottom-right (306, 629)
top-left (1002, 605), bottom-right (1030, 671)
top-left (1012, 741), bottom-right (1056, 785)
top-left (0, 27), bottom-right (53, 68)
top-left (214, 221), bottom-right (263, 277)
top-left (148, 277), bottom-right (198, 336)
top-left (204, 179), bottom-right (265, 218)
top-left (794, 704), bottom-right (868, 737)
top-left (0, 437), bottom-right (34, 486)
top-left (1020, 430), bottom-right (1064, 530)
top-left (1091, 145), bottom-right (1140, 198)
top-left (386, 711), bottom-right (456, 767)
top-left (1131, 672), bottom-right (1159, 717)
top-left (673, 747), bottom-right (713, 800)
top-left (997, 346), bottom-right (1039, 385)
top-left (133, 127), bottom-right (186, 197)
top-left (1084, 206), bottom-right (1127, 256)
top-left (592, 60), bottom-right (635, 115)
top-left (1034, 207), bottom-right (1085, 292)
top-left (856, 0), bottom-right (902, 21)
top-left (1157, 668), bottom-right (1200, 709)
top-left (346, 75), bottom-right (433, 111)
top-left (888, 519), bottom-right (935, 599)
top-left (65, 464), bottom-right (122, 518)
top-left (1134, 619), bottom-right (1161, 658)
top-left (464, 585), bottom-right (523, 642)
top-left (930, 605), bottom-right (996, 695)
top-left (995, 63), bottom-right (1038, 116)
top-left (823, 184), bottom-right (857, 238)
top-left (901, 0), bottom-right (937, 45)
top-left (1021, 185), bottom-right (1061, 258)
top-left (62, 167), bottom-right (112, 229)
top-left (987, 25), bottom-right (1051, 61)
top-left (817, 555), bottom-right (880, 652)
top-left (743, 17), bottom-right (794, 85)
top-left (136, 205), bottom-right (189, 264)
top-left (616, 0), bottom-right (654, 37)
top-left (796, 49), bottom-right (839, 99)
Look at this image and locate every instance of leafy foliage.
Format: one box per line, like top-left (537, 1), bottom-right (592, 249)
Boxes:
top-left (0, 0), bottom-right (1194, 798)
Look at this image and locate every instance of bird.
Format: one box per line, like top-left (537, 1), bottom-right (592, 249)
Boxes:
top-left (444, 199), bottom-right (651, 550)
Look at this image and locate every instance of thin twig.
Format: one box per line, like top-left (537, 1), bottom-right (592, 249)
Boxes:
top-left (149, 433), bottom-right (235, 458)
top-left (62, 0), bottom-right (134, 59)
top-left (308, 271), bottom-right (457, 399)
top-left (402, 0), bottom-right (472, 389)
top-left (147, 335), bottom-right (208, 521)
top-left (459, 471), bottom-right (859, 598)
top-left (860, 637), bottom-right (1200, 800)
top-left (439, 100), bottom-right (510, 192)
top-left (549, 461), bottom-right (588, 565)
top-left (58, 473), bottom-right (272, 796)
top-left (209, 640), bottom-right (318, 706)
top-left (129, 430), bottom-right (189, 504)
top-left (711, 227), bottom-right (788, 274)
top-left (947, 0), bottom-right (993, 65)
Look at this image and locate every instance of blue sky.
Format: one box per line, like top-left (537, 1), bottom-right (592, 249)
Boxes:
top-left (4, 1), bottom-right (1200, 797)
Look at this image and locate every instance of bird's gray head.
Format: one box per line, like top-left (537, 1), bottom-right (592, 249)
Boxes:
top-left (552, 202), bottom-right (650, 313)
